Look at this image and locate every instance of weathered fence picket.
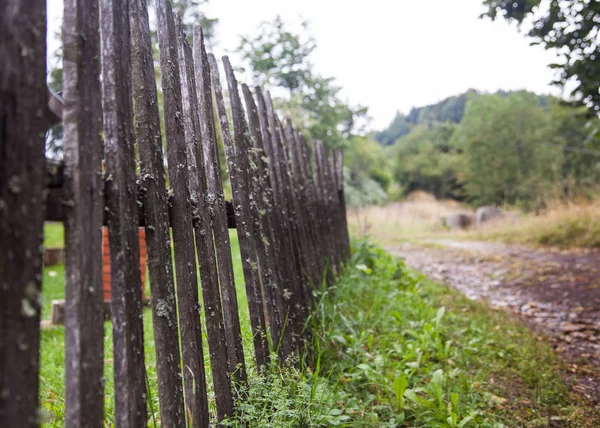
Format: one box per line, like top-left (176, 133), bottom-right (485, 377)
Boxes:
top-left (99, 0), bottom-right (149, 425)
top-left (156, 2), bottom-right (210, 426)
top-left (177, 17), bottom-right (234, 424)
top-left (254, 87), bottom-right (297, 358)
top-left (213, 55), bottom-right (270, 369)
top-left (130, 0), bottom-right (187, 424)
top-left (241, 85), bottom-right (289, 358)
top-left (273, 115), bottom-right (311, 329)
top-left (62, 0), bottom-right (105, 426)
top-left (0, 2), bottom-right (47, 426)
top-left (1, 0), bottom-right (352, 425)
top-left (194, 27), bottom-right (246, 415)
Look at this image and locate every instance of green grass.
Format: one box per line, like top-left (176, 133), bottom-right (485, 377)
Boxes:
top-left (40, 231), bottom-right (254, 426)
top-left (39, 237), bottom-right (598, 426)
top-left (300, 240), bottom-right (598, 427)
top-left (44, 222), bottom-right (64, 248)
top-left (41, 265), bottom-right (65, 320)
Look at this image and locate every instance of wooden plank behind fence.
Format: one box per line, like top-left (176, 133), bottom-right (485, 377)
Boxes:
top-left (155, 3), bottom-right (209, 426)
top-left (99, 0), bottom-right (148, 425)
top-left (194, 28), bottom-right (245, 416)
top-left (0, 2), bottom-right (47, 426)
top-left (62, 0), bottom-right (105, 426)
top-left (130, 0), bottom-right (187, 425)
top-left (212, 56), bottom-right (270, 369)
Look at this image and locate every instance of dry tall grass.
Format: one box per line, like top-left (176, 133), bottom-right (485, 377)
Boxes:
top-left (348, 191), bottom-right (600, 248)
top-left (348, 191), bottom-right (474, 244)
top-left (475, 198), bottom-right (600, 248)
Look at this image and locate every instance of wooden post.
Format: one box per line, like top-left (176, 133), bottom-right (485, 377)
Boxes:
top-left (0, 2), bottom-right (47, 426)
top-left (62, 0), bottom-right (105, 425)
top-left (129, 0), bottom-right (187, 425)
top-left (155, 3), bottom-right (210, 426)
top-left (213, 56), bottom-right (270, 369)
top-left (99, 0), bottom-right (148, 425)
top-left (193, 27), bottom-right (246, 406)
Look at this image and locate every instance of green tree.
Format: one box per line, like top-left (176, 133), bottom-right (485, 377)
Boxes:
top-left (482, 0), bottom-right (600, 113)
top-left (393, 123), bottom-right (463, 200)
top-left (374, 112), bottom-right (411, 146)
top-left (452, 91), bottom-right (564, 207)
top-left (236, 17), bottom-right (367, 150)
top-left (343, 136), bottom-right (392, 206)
top-left (546, 104), bottom-right (600, 198)
top-left (236, 15), bottom-right (315, 94)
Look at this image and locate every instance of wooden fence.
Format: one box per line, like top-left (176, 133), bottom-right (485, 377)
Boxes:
top-left (0, 0), bottom-right (350, 426)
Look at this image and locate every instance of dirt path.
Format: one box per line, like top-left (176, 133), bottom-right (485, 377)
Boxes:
top-left (388, 239), bottom-right (600, 403)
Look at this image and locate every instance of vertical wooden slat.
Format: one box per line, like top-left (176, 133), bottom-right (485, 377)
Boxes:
top-left (62, 0), bottom-right (105, 425)
top-left (275, 118), bottom-right (311, 323)
top-left (336, 150), bottom-right (351, 260)
top-left (316, 141), bottom-right (339, 274)
top-left (155, 2), bottom-right (209, 426)
top-left (176, 17), bottom-right (233, 424)
top-left (193, 27), bottom-right (247, 395)
top-left (263, 93), bottom-right (305, 347)
top-left (99, 0), bottom-right (148, 425)
top-left (312, 140), bottom-right (334, 282)
top-left (241, 84), bottom-right (289, 357)
top-left (254, 88), bottom-right (295, 358)
top-left (274, 115), bottom-right (308, 338)
top-left (129, 0), bottom-right (187, 425)
top-left (168, 14), bottom-right (212, 428)
top-left (0, 2), bottom-right (47, 426)
top-left (328, 152), bottom-right (344, 265)
top-left (213, 56), bottom-right (270, 369)
top-left (285, 122), bottom-right (318, 287)
top-left (298, 134), bottom-right (326, 282)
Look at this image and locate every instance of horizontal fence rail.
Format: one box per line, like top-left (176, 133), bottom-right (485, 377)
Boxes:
top-left (0, 0), bottom-right (350, 426)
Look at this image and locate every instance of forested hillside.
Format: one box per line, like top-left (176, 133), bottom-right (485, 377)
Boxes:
top-left (371, 90), bottom-right (600, 209)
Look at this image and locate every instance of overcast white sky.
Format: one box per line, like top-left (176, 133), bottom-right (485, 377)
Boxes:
top-left (47, 0), bottom-right (562, 130)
